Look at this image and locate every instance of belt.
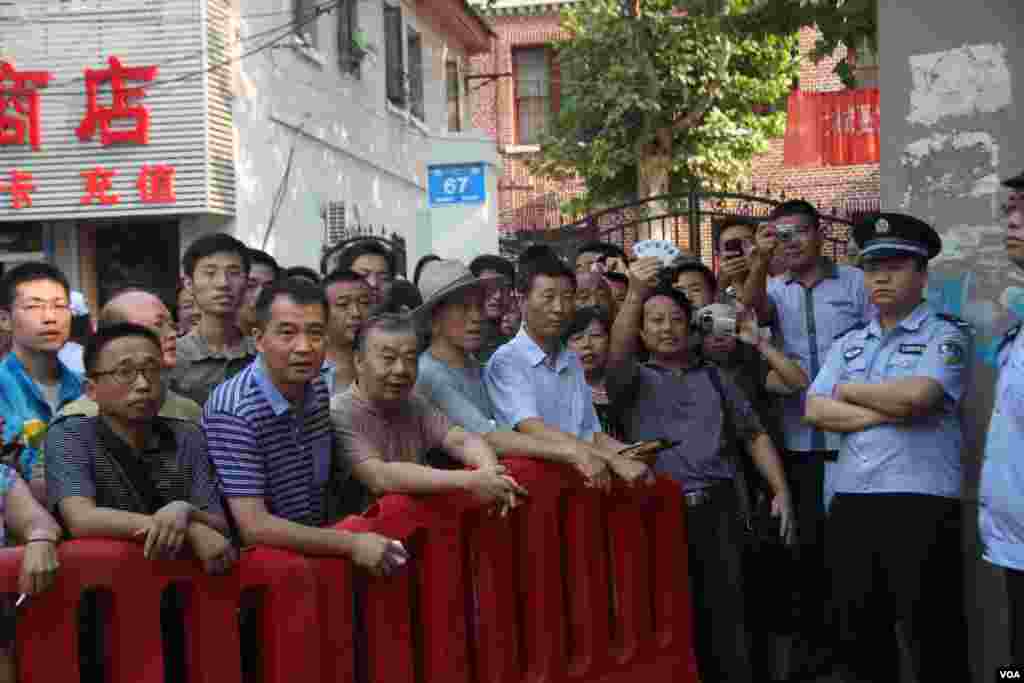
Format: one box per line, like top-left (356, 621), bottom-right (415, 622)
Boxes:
top-left (683, 483), bottom-right (730, 508)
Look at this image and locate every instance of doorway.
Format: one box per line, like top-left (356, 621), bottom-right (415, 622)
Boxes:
top-left (90, 220), bottom-right (180, 310)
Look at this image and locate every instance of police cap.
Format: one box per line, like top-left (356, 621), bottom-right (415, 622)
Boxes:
top-left (852, 212), bottom-right (942, 262)
top-left (1002, 171), bottom-right (1024, 190)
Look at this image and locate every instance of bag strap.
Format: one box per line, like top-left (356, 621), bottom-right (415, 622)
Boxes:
top-left (705, 366), bottom-right (753, 532)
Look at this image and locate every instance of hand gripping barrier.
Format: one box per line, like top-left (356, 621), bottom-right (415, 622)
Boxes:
top-left (1, 457), bottom-right (699, 683)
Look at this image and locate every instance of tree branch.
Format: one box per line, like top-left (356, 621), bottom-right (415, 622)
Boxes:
top-left (672, 95), bottom-right (713, 133)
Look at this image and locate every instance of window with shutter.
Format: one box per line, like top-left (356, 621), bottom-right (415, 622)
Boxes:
top-left (407, 29), bottom-right (424, 121)
top-left (384, 4), bottom-right (405, 106)
top-left (513, 48), bottom-right (551, 145)
top-left (337, 0), bottom-right (359, 75)
top-left (294, 0), bottom-right (319, 49)
top-left (446, 61), bottom-right (462, 132)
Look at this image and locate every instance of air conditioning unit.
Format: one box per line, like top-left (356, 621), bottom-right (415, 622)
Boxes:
top-left (324, 200), bottom-right (347, 246)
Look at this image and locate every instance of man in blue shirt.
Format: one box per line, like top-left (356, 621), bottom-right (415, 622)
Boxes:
top-left (740, 200), bottom-right (871, 668)
top-left (414, 259), bottom-right (609, 486)
top-left (0, 263), bottom-right (84, 499)
top-left (979, 170), bottom-right (1024, 665)
top-left (484, 252), bottom-right (648, 485)
top-left (805, 212), bottom-right (971, 682)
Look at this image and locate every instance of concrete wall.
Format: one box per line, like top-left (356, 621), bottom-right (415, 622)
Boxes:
top-left (183, 0), bottom-right (496, 273)
top-left (880, 1), bottom-right (1023, 679)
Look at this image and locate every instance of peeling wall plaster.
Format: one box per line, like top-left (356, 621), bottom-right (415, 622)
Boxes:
top-left (908, 43), bottom-right (1012, 126)
top-left (897, 41), bottom-right (1017, 367)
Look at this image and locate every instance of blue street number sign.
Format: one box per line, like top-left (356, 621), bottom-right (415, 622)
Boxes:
top-left (428, 163), bottom-right (486, 207)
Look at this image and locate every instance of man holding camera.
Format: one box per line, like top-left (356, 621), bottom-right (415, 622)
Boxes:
top-left (714, 218), bottom-right (760, 304)
top-left (739, 199), bottom-right (872, 672)
top-left (804, 213), bottom-right (970, 682)
top-left (608, 256), bottom-right (793, 683)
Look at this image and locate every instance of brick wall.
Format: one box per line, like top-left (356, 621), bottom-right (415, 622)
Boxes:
top-left (471, 18), bottom-right (880, 245)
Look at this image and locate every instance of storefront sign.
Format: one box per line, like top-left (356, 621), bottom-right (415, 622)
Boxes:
top-left (0, 2), bottom-right (233, 221)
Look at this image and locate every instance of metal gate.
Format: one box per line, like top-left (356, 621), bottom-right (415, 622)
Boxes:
top-left (500, 189), bottom-right (878, 266)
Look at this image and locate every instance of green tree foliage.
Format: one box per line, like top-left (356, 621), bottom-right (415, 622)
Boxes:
top-left (530, 0), bottom-right (801, 207)
top-left (746, 0), bottom-right (878, 87)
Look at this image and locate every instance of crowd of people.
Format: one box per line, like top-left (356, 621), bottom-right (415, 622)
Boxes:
top-left (0, 172), bottom-right (1023, 683)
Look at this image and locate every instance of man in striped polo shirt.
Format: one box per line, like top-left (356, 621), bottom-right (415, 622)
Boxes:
top-left (204, 278), bottom-right (407, 576)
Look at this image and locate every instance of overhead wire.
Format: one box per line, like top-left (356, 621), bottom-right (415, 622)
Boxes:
top-left (6, 0), bottom-right (341, 98)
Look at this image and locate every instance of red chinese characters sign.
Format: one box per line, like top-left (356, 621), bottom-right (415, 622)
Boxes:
top-left (76, 57), bottom-right (157, 146)
top-left (783, 88), bottom-right (880, 167)
top-left (0, 62), bottom-right (52, 151)
top-left (1, 56), bottom-right (178, 211)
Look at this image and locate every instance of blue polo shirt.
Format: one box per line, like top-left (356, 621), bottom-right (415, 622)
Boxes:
top-left (0, 352), bottom-right (83, 476)
top-left (484, 328), bottom-right (601, 441)
top-left (204, 358), bottom-right (332, 527)
top-left (979, 323), bottom-right (1024, 570)
top-left (808, 302), bottom-right (969, 499)
top-left (767, 259), bottom-right (872, 452)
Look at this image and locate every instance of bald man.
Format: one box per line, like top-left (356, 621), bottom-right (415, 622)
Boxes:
top-left (31, 289), bottom-right (205, 484)
top-left (54, 289), bottom-right (202, 421)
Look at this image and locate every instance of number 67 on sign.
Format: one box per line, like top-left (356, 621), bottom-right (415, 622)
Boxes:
top-left (428, 163), bottom-right (486, 207)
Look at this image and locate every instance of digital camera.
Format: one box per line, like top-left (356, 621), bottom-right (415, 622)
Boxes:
top-left (698, 310), bottom-right (738, 338)
top-left (775, 225), bottom-right (797, 243)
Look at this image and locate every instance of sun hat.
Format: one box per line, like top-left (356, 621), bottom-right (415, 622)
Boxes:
top-left (412, 259), bottom-right (505, 324)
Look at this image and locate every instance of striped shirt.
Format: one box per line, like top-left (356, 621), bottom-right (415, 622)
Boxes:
top-left (44, 415), bottom-right (222, 517)
top-left (204, 358), bottom-right (332, 527)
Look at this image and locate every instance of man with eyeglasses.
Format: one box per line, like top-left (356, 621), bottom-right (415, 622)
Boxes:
top-left (46, 322), bottom-right (237, 683)
top-left (739, 200), bottom-right (872, 677)
top-left (0, 263), bottom-right (84, 500)
top-left (46, 322), bottom-right (234, 571)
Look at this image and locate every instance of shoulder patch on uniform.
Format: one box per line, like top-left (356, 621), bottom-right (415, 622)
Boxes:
top-left (936, 312), bottom-right (974, 332)
top-left (833, 321), bottom-right (868, 341)
top-left (999, 323), bottom-right (1022, 353)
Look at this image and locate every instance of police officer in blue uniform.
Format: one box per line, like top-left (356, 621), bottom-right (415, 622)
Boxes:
top-left (979, 170), bottom-right (1024, 666)
top-left (804, 212), bottom-right (972, 682)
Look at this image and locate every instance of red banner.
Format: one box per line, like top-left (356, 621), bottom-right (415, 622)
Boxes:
top-left (783, 88), bottom-right (880, 167)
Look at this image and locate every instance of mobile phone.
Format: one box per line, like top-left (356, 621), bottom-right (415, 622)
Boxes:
top-left (723, 238), bottom-right (743, 257)
top-left (619, 439), bottom-right (681, 464)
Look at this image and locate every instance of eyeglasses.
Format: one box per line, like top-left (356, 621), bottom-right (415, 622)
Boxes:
top-left (91, 362), bottom-right (162, 385)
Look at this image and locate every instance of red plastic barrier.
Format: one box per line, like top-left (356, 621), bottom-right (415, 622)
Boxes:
top-left (2, 459), bottom-right (699, 683)
top-left (3, 541), bottom-right (318, 683)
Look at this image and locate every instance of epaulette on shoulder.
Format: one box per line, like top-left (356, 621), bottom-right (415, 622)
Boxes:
top-left (833, 321), bottom-right (868, 341)
top-left (999, 322), bottom-right (1021, 352)
top-left (936, 312), bottom-right (975, 333)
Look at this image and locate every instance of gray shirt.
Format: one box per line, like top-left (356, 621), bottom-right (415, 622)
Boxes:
top-left (766, 259), bottom-right (871, 452)
top-left (170, 330), bottom-right (258, 407)
top-left (415, 350), bottom-right (499, 434)
top-left (608, 360), bottom-right (764, 492)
